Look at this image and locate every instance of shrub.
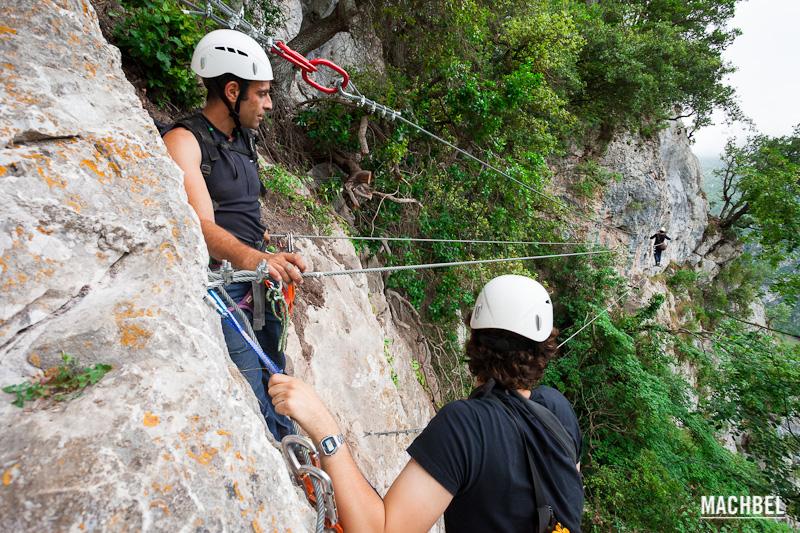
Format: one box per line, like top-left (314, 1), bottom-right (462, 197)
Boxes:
top-left (111, 0), bottom-right (207, 108)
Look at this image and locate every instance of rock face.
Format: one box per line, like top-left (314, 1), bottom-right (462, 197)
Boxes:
top-left (594, 122), bottom-right (709, 276)
top-left (0, 1), bottom-right (433, 531)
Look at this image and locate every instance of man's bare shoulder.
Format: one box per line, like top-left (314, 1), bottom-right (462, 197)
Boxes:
top-left (163, 126), bottom-right (201, 168)
top-left (163, 126), bottom-right (199, 147)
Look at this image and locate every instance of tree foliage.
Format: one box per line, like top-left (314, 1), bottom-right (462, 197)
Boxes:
top-left (717, 127), bottom-right (800, 303)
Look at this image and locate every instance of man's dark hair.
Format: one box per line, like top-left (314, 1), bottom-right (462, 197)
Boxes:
top-left (466, 327), bottom-right (559, 390)
top-left (202, 74), bottom-right (250, 103)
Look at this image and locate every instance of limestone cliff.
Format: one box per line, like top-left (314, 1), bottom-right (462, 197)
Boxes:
top-left (0, 1), bottom-right (433, 531)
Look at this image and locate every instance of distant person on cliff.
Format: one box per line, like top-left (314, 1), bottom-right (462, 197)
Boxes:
top-left (270, 274), bottom-right (584, 532)
top-left (163, 29), bottom-right (306, 441)
top-left (649, 227), bottom-right (672, 266)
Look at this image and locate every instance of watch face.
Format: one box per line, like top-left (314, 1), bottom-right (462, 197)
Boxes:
top-left (322, 437), bottom-right (336, 454)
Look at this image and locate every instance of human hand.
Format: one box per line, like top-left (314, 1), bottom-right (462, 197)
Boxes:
top-left (265, 252), bottom-right (307, 285)
top-left (269, 374), bottom-right (339, 441)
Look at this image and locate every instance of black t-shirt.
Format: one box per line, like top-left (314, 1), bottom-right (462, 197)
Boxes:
top-left (407, 385), bottom-right (584, 532)
top-left (650, 233), bottom-right (672, 245)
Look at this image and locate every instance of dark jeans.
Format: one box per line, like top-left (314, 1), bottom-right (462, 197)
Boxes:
top-left (220, 281), bottom-right (294, 440)
top-left (654, 247), bottom-right (663, 265)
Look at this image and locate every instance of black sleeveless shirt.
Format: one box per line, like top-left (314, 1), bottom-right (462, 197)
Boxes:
top-left (186, 115), bottom-right (266, 247)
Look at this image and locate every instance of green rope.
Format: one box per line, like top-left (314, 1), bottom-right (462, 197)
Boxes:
top-left (267, 285), bottom-right (290, 354)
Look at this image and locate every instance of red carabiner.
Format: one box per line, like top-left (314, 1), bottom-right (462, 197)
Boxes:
top-left (301, 58), bottom-right (350, 94)
top-left (271, 41), bottom-right (317, 73)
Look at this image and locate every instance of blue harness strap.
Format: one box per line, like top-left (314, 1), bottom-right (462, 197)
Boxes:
top-left (206, 288), bottom-right (283, 375)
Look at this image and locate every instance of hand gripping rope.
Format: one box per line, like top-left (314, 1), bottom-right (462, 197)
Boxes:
top-left (204, 266), bottom-right (335, 533)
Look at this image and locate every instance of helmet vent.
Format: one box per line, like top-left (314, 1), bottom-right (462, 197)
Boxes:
top-left (214, 46), bottom-right (248, 57)
top-left (252, 63), bottom-right (257, 75)
top-left (535, 315), bottom-right (541, 331)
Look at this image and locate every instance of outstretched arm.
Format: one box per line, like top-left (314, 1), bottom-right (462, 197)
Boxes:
top-left (163, 128), bottom-right (306, 283)
top-left (269, 374), bottom-right (452, 532)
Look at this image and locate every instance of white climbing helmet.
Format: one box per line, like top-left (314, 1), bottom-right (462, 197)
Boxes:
top-left (659, 226), bottom-right (666, 232)
top-left (191, 29), bottom-right (273, 81)
top-left (470, 275), bottom-right (553, 343)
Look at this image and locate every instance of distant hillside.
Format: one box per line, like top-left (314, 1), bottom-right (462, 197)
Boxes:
top-left (698, 155), bottom-right (724, 215)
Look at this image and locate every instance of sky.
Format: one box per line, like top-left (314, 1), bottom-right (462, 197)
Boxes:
top-left (692, 0), bottom-right (800, 159)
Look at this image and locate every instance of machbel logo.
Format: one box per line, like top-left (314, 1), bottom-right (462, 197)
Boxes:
top-left (701, 495), bottom-right (786, 520)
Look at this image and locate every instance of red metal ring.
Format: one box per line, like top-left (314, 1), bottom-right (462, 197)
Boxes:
top-left (301, 58), bottom-right (350, 94)
top-left (272, 41), bottom-right (317, 72)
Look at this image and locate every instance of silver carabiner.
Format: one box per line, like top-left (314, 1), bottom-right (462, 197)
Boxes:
top-left (281, 434), bottom-right (318, 478)
top-left (297, 464), bottom-right (340, 526)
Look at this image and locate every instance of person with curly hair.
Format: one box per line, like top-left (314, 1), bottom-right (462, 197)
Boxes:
top-left (269, 274), bottom-right (584, 532)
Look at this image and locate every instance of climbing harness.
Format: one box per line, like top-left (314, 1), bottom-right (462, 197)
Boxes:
top-left (282, 435), bottom-right (344, 533)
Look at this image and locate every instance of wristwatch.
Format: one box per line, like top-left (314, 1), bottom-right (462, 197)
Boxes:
top-left (319, 433), bottom-right (345, 456)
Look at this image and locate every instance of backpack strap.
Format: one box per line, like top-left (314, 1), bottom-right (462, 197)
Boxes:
top-left (170, 113), bottom-right (221, 180)
top-left (486, 388), bottom-right (578, 533)
top-left (524, 396), bottom-right (578, 465)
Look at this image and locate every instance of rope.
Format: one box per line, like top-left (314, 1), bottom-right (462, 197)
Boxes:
top-left (363, 427), bottom-right (425, 437)
top-left (303, 250), bottom-right (611, 279)
top-left (269, 233), bottom-right (597, 246)
top-left (556, 280), bottom-right (645, 349)
top-left (337, 81), bottom-right (635, 237)
top-left (288, 423), bottom-right (327, 533)
top-left (267, 284), bottom-right (290, 353)
top-left (208, 251), bottom-right (610, 285)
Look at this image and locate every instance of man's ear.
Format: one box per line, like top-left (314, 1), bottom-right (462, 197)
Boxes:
top-left (223, 80), bottom-right (241, 105)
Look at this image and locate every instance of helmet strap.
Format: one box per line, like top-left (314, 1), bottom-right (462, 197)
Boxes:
top-left (214, 78), bottom-right (249, 136)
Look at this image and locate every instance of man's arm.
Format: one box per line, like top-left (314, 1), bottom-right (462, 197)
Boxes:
top-left (269, 374), bottom-right (452, 532)
top-left (163, 128), bottom-right (305, 283)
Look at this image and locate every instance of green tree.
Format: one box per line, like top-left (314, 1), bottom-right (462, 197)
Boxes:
top-left (570, 0), bottom-right (740, 135)
top-left (717, 127), bottom-right (800, 303)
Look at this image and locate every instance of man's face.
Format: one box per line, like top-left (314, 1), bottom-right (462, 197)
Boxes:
top-left (237, 80), bottom-right (272, 129)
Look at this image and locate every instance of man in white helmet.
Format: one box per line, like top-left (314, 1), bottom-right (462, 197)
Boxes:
top-left (164, 29), bottom-right (307, 440)
top-left (269, 274), bottom-right (584, 532)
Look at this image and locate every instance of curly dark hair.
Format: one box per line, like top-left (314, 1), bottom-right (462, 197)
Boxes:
top-left (466, 327), bottom-right (560, 390)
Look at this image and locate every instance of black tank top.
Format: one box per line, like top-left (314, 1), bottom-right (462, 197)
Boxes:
top-left (195, 116), bottom-right (266, 247)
